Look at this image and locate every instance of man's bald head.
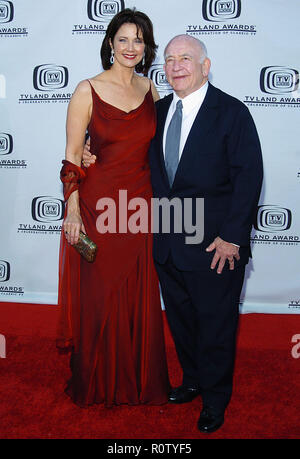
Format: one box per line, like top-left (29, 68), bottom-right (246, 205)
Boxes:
top-left (164, 35), bottom-right (208, 64)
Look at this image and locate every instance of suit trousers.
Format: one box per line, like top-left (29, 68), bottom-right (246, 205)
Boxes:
top-left (155, 255), bottom-right (245, 412)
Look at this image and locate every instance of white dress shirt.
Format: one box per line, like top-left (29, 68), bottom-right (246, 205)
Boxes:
top-left (163, 82), bottom-right (208, 159)
top-left (162, 82), bottom-right (239, 248)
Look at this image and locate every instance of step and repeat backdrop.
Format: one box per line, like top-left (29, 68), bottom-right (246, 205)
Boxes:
top-left (1, 0), bottom-right (299, 313)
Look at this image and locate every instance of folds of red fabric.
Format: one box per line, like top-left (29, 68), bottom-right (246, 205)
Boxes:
top-left (56, 160), bottom-right (86, 352)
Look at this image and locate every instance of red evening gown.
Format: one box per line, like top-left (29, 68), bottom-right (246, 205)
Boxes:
top-left (57, 80), bottom-right (170, 407)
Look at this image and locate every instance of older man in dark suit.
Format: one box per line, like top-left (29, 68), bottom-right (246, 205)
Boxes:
top-left (148, 35), bottom-right (263, 433)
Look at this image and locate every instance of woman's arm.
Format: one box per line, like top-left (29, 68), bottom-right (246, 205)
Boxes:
top-left (65, 80), bottom-right (91, 165)
top-left (63, 80), bottom-right (91, 244)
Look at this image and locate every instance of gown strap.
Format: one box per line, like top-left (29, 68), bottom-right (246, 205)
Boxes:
top-left (86, 79), bottom-right (94, 91)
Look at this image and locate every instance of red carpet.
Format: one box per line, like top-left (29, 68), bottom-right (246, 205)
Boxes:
top-left (0, 301), bottom-right (300, 439)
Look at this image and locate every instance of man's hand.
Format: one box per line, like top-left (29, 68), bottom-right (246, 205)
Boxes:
top-left (82, 137), bottom-right (96, 168)
top-left (206, 236), bottom-right (240, 274)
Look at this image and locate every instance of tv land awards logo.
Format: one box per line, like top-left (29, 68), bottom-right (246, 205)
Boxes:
top-left (244, 66), bottom-right (300, 108)
top-left (260, 67), bottom-right (299, 95)
top-left (254, 206), bottom-right (292, 233)
top-left (0, 260), bottom-right (24, 297)
top-left (19, 65), bottom-right (72, 104)
top-left (251, 205), bottom-right (299, 246)
top-left (0, 133), bottom-right (12, 154)
top-left (87, 0), bottom-right (125, 21)
top-left (0, 0), bottom-right (28, 37)
top-left (0, 0), bottom-right (13, 23)
top-left (148, 64), bottom-right (172, 97)
top-left (17, 196), bottom-right (64, 235)
top-left (0, 132), bottom-right (28, 169)
top-left (31, 196), bottom-right (65, 223)
top-left (202, 0), bottom-right (241, 21)
top-left (186, 0), bottom-right (256, 36)
top-left (33, 65), bottom-right (69, 91)
top-left (0, 260), bottom-right (10, 282)
top-left (73, 0), bottom-right (125, 35)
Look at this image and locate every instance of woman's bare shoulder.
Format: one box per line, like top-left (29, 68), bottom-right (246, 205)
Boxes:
top-left (73, 79), bottom-right (92, 97)
top-left (149, 78), bottom-right (160, 101)
top-left (135, 74), bottom-right (150, 88)
top-left (68, 79), bottom-right (94, 108)
top-left (74, 72), bottom-right (107, 91)
top-left (135, 75), bottom-right (160, 101)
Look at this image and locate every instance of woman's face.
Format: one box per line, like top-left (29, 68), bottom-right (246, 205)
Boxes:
top-left (111, 22), bottom-right (145, 69)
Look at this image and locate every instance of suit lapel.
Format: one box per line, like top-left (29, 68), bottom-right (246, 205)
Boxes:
top-left (155, 84), bottom-right (220, 190)
top-left (173, 83), bottom-right (219, 187)
top-left (156, 94), bottom-right (173, 188)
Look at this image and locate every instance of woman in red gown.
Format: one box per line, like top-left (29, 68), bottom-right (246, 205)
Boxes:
top-left (57, 9), bottom-right (170, 407)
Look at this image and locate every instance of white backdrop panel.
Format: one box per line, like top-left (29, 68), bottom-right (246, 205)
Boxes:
top-left (0, 0), bottom-right (299, 313)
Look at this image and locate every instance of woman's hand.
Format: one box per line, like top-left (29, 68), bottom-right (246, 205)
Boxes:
top-left (63, 212), bottom-right (86, 245)
top-left (82, 137), bottom-right (96, 168)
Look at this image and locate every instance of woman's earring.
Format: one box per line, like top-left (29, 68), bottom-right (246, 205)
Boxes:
top-left (110, 49), bottom-right (114, 65)
top-left (142, 54), bottom-right (145, 66)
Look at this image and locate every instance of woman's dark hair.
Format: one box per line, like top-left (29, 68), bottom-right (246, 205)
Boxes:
top-left (100, 8), bottom-right (157, 76)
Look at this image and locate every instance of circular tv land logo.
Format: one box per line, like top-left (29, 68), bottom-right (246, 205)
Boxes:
top-left (87, 0), bottom-right (125, 22)
top-left (0, 0), bottom-right (13, 23)
top-left (0, 261), bottom-right (10, 282)
top-left (254, 205), bottom-right (292, 232)
top-left (33, 65), bottom-right (69, 91)
top-left (260, 66), bottom-right (299, 94)
top-left (202, 0), bottom-right (241, 22)
top-left (31, 197), bottom-right (65, 222)
top-left (0, 133), bottom-right (13, 155)
top-left (148, 65), bottom-right (172, 92)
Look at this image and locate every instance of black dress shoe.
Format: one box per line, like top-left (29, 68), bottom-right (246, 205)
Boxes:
top-left (169, 385), bottom-right (201, 404)
top-left (197, 406), bottom-right (224, 433)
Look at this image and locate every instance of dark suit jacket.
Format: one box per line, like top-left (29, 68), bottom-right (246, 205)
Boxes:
top-left (149, 82), bottom-right (263, 271)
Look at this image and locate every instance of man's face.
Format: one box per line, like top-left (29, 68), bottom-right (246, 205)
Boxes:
top-left (164, 37), bottom-right (210, 98)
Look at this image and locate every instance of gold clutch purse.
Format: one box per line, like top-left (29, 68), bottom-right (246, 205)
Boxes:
top-left (73, 231), bottom-right (97, 263)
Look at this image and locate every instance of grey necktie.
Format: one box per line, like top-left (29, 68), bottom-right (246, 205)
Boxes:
top-left (165, 99), bottom-right (183, 186)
